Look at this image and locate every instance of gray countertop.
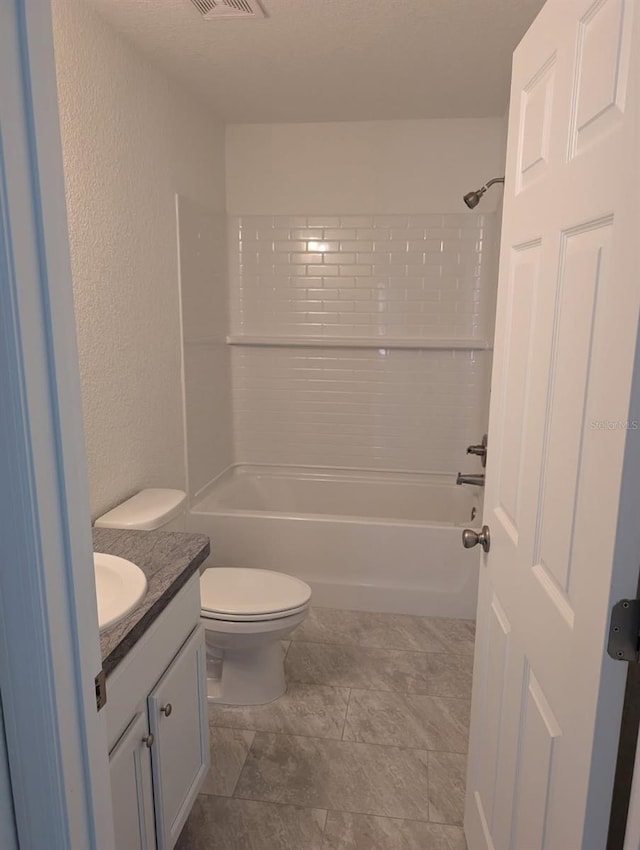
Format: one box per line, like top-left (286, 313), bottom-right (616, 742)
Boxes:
top-left (94, 528), bottom-right (210, 676)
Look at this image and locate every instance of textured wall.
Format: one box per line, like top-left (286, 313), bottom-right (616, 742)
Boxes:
top-left (52, 0), bottom-right (226, 519)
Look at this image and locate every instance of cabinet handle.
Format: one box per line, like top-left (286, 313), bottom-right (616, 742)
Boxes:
top-left (142, 733), bottom-right (154, 748)
top-left (160, 703), bottom-right (173, 717)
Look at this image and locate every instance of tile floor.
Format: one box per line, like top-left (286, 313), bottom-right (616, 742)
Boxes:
top-left (176, 607), bottom-right (474, 850)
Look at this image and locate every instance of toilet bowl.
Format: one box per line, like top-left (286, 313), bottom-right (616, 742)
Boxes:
top-left (94, 489), bottom-right (312, 706)
top-left (200, 567), bottom-right (311, 705)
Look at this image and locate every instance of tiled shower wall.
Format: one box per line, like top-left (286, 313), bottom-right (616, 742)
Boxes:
top-left (232, 346), bottom-right (491, 472)
top-left (229, 213), bottom-right (495, 338)
top-left (228, 213), bottom-right (498, 474)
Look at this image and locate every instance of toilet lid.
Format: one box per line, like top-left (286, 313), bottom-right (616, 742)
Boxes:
top-left (200, 568), bottom-right (312, 618)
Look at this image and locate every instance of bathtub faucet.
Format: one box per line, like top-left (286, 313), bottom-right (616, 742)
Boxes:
top-left (456, 472), bottom-right (485, 487)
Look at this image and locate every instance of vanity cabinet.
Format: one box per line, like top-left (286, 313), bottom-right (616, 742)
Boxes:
top-left (106, 575), bottom-right (209, 850)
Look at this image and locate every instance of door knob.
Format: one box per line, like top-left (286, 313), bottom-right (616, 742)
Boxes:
top-left (462, 525), bottom-right (491, 553)
top-left (161, 703), bottom-right (173, 717)
top-left (142, 733), bottom-right (154, 748)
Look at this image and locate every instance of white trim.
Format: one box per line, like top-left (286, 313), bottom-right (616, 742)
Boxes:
top-left (226, 333), bottom-right (493, 350)
top-left (176, 194), bottom-right (192, 501)
top-left (0, 2), bottom-right (113, 848)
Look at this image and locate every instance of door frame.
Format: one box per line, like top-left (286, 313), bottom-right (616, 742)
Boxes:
top-left (0, 1), bottom-right (114, 848)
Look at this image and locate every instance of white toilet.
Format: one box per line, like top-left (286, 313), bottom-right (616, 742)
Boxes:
top-left (200, 567), bottom-right (311, 705)
top-left (94, 488), bottom-right (312, 706)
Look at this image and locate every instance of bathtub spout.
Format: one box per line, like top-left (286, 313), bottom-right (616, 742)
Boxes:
top-left (456, 472), bottom-right (485, 487)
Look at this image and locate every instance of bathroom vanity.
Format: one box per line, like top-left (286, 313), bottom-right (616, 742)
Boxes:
top-left (94, 528), bottom-right (210, 850)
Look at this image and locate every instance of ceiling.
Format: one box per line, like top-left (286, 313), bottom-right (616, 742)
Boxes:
top-left (85, 0), bottom-right (546, 123)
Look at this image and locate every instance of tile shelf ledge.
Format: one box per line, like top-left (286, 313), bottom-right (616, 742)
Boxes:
top-left (226, 334), bottom-right (493, 351)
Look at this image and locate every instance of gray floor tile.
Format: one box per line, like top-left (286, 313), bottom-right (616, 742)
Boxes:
top-left (417, 654), bottom-right (474, 699)
top-left (343, 690), bottom-right (470, 753)
top-left (293, 608), bottom-right (474, 655)
top-left (176, 795), bottom-right (326, 850)
top-left (322, 811), bottom-right (467, 849)
top-left (286, 641), bottom-right (430, 693)
top-left (201, 726), bottom-right (255, 797)
top-left (428, 752), bottom-right (467, 825)
top-left (235, 732), bottom-right (431, 821)
top-left (208, 683), bottom-right (350, 739)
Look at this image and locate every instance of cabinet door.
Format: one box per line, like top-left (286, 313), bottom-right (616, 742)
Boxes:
top-left (109, 712), bottom-right (156, 850)
top-left (148, 625), bottom-right (209, 850)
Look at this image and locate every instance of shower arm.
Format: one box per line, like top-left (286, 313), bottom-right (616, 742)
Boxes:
top-left (483, 177), bottom-right (505, 190)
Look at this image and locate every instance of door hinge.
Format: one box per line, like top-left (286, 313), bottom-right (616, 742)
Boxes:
top-left (608, 599), bottom-right (640, 662)
top-left (95, 669), bottom-right (107, 711)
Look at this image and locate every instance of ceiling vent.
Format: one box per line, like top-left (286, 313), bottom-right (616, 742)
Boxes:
top-left (189, 0), bottom-right (265, 19)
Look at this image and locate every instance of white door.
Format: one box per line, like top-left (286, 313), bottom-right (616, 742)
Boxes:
top-left (465, 1), bottom-right (640, 849)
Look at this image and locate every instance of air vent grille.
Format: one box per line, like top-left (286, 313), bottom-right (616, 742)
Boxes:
top-left (190, 0), bottom-right (265, 19)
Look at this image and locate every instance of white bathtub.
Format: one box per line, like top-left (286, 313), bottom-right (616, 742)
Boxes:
top-left (187, 464), bottom-right (481, 618)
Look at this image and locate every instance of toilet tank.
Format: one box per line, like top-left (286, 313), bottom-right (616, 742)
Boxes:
top-left (94, 489), bottom-right (187, 532)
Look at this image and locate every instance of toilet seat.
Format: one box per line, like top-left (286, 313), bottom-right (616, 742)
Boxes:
top-left (200, 567), bottom-right (312, 622)
top-left (201, 603), bottom-right (310, 623)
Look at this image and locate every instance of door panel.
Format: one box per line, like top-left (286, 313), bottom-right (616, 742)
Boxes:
top-left (477, 594), bottom-right (512, 831)
top-left (518, 57), bottom-right (555, 191)
top-left (511, 668), bottom-right (562, 850)
top-left (536, 221), bottom-right (612, 603)
top-left (496, 243), bottom-right (541, 540)
top-left (570, 0), bottom-right (630, 156)
top-left (465, 1), bottom-right (640, 848)
top-left (109, 713), bottom-right (156, 850)
top-left (148, 625), bottom-right (209, 850)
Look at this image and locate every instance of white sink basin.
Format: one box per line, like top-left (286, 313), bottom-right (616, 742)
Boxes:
top-left (94, 552), bottom-right (148, 632)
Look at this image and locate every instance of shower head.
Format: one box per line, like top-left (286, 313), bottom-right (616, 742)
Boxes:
top-left (463, 189), bottom-right (484, 209)
top-left (463, 177), bottom-right (505, 209)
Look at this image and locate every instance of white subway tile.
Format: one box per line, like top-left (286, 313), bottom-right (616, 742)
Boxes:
top-left (340, 264), bottom-right (371, 277)
top-left (356, 253), bottom-right (377, 264)
top-left (385, 240), bottom-right (410, 252)
top-left (372, 264), bottom-right (407, 276)
top-left (340, 216), bottom-right (373, 227)
top-left (341, 241), bottom-right (374, 252)
top-left (308, 241), bottom-right (340, 252)
top-left (274, 240), bottom-right (306, 252)
top-left (309, 265), bottom-right (338, 276)
top-left (274, 215), bottom-right (308, 226)
top-left (291, 253), bottom-right (323, 264)
top-left (394, 251), bottom-right (424, 264)
top-left (324, 228), bottom-right (357, 240)
top-left (324, 252), bottom-right (354, 264)
top-left (291, 228), bottom-right (325, 240)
